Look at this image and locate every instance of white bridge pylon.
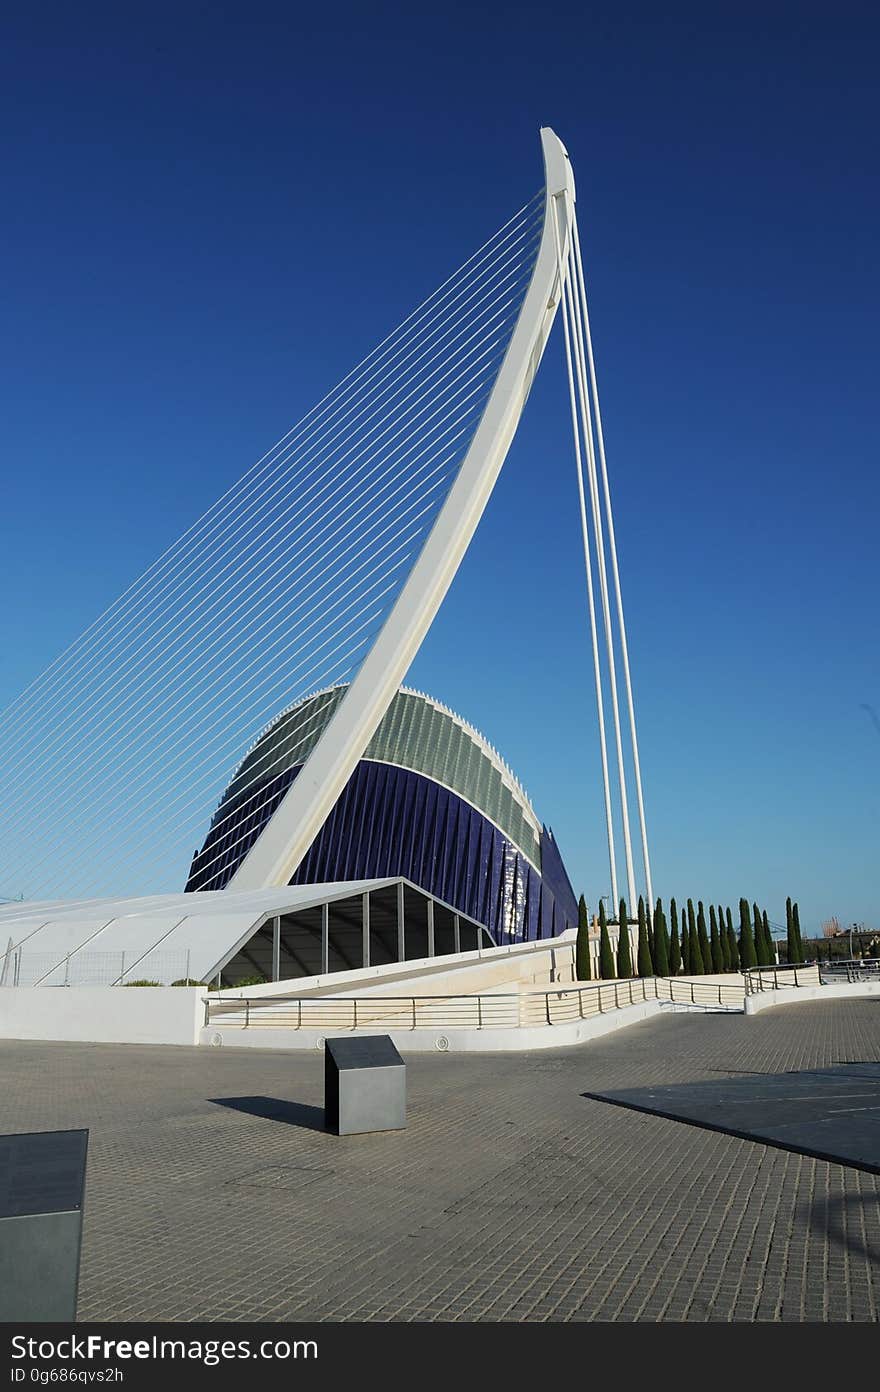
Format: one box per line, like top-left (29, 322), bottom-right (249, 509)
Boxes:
top-left (230, 127), bottom-right (652, 911)
top-left (0, 128), bottom-right (651, 913)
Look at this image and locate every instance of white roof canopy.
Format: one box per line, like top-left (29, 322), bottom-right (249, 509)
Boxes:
top-left (0, 881), bottom-right (400, 986)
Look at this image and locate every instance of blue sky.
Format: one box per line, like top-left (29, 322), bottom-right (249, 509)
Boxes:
top-left (2, 2), bottom-right (878, 931)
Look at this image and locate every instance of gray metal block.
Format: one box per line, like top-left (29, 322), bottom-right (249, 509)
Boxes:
top-left (0, 1129), bottom-right (88, 1322)
top-left (324, 1035), bottom-right (406, 1136)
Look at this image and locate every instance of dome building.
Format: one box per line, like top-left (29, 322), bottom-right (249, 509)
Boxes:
top-left (186, 685), bottom-right (578, 945)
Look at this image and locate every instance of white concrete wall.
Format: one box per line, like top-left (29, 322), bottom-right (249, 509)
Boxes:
top-left (215, 931), bottom-right (578, 1001)
top-left (744, 981), bottom-right (880, 1015)
top-left (0, 987), bottom-right (204, 1046)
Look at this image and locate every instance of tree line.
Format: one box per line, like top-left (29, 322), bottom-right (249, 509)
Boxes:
top-left (575, 893), bottom-right (805, 980)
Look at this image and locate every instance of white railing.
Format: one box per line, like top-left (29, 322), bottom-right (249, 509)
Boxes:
top-left (818, 956), bottom-right (880, 984)
top-left (204, 974), bottom-right (745, 1031)
top-left (742, 964), bottom-right (822, 995)
top-left (205, 992), bottom-right (521, 1031)
top-left (519, 976), bottom-right (743, 1026)
top-left (0, 947), bottom-right (194, 987)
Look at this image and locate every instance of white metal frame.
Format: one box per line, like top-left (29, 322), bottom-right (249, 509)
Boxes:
top-left (230, 129), bottom-right (576, 890)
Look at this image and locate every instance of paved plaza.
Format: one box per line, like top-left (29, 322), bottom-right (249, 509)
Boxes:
top-left (2, 999), bottom-right (879, 1322)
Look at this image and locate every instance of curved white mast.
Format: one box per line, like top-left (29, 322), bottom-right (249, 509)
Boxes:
top-left (230, 129), bottom-right (576, 890)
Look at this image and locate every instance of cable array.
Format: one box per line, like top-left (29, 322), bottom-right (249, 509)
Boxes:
top-left (0, 193), bottom-right (543, 901)
top-left (552, 193), bottom-right (653, 913)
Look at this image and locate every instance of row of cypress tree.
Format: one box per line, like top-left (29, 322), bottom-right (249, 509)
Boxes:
top-left (575, 893), bottom-right (803, 980)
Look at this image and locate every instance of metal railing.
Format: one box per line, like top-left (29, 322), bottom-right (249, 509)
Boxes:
top-left (742, 963), bottom-right (822, 995)
top-left (818, 956), bottom-right (880, 984)
top-left (205, 992), bottom-right (521, 1030)
top-left (204, 974), bottom-right (745, 1031)
top-left (0, 947), bottom-right (194, 987)
top-left (518, 976), bottom-right (743, 1027)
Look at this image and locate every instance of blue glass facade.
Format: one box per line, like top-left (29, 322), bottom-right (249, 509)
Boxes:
top-left (186, 688), bottom-right (579, 943)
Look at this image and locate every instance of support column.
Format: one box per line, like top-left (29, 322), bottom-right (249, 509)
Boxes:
top-left (362, 892), bottom-right (371, 969)
top-left (397, 881), bottom-right (405, 962)
top-left (453, 913), bottom-right (460, 955)
top-left (321, 902), bottom-right (329, 975)
top-left (271, 916), bottom-right (280, 982)
top-left (426, 897), bottom-right (435, 957)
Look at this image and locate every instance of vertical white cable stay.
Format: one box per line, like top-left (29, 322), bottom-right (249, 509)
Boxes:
top-left (570, 206), bottom-right (654, 910)
top-left (551, 195), bottom-right (618, 908)
top-left (553, 189), bottom-right (653, 919)
top-left (565, 236), bottom-right (637, 911)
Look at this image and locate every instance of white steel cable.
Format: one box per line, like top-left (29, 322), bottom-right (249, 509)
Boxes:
top-left (1, 481), bottom-right (448, 898)
top-left (0, 194), bottom-right (546, 902)
top-left (550, 195), bottom-right (618, 907)
top-left (3, 495), bottom-right (432, 891)
top-left (565, 244), bottom-right (637, 910)
top-left (0, 264), bottom-right (529, 846)
top-left (0, 203), bottom-right (543, 740)
top-left (570, 205), bottom-right (654, 908)
top-left (0, 306), bottom-right (516, 810)
top-left (53, 619), bottom-right (384, 901)
top-left (0, 375), bottom-right (487, 863)
top-left (0, 256), bottom-right (529, 768)
top-left (183, 695), bottom-right (357, 891)
top-left (42, 620), bottom-right (384, 902)
top-left (22, 609), bottom-right (387, 903)
top-left (0, 258), bottom-right (526, 785)
top-left (0, 334), bottom-right (501, 835)
top-left (0, 242), bottom-right (538, 777)
top-left (0, 193), bottom-right (543, 729)
top-left (6, 348), bottom-right (512, 896)
top-left (8, 451), bottom-right (457, 879)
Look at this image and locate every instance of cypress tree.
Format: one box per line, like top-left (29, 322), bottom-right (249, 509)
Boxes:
top-left (762, 909), bottom-right (774, 966)
top-left (786, 896), bottom-right (798, 966)
top-left (739, 897), bottom-right (757, 969)
top-left (680, 899), bottom-right (691, 973)
top-left (637, 896), bottom-right (653, 977)
top-left (710, 906), bottom-right (724, 973)
top-left (724, 907), bottom-right (740, 974)
top-left (726, 907), bottom-right (740, 971)
top-left (576, 894), bottom-right (592, 980)
top-left (598, 900), bottom-right (615, 979)
top-left (669, 898), bottom-right (681, 975)
top-left (617, 898), bottom-right (633, 978)
top-left (654, 898), bottom-right (670, 977)
top-left (688, 899), bottom-right (704, 974)
top-left (718, 904), bottom-right (731, 970)
top-left (753, 901), bottom-right (769, 966)
top-left (792, 902), bottom-right (804, 963)
top-left (646, 898), bottom-right (655, 964)
top-left (690, 920), bottom-right (704, 975)
top-left (697, 901), bottom-right (711, 974)
top-left (670, 920), bottom-right (681, 975)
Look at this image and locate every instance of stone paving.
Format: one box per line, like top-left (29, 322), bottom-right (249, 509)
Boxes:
top-left (1, 998), bottom-right (878, 1321)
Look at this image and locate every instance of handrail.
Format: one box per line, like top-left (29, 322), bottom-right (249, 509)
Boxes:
top-left (204, 974), bottom-right (745, 1030)
top-left (818, 956), bottom-right (880, 984)
top-left (516, 975), bottom-right (743, 1025)
top-left (742, 963), bottom-right (822, 995)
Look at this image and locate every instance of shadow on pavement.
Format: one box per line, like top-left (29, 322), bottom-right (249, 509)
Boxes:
top-left (801, 1191), bottom-right (880, 1266)
top-left (209, 1096), bottom-right (326, 1133)
top-left (582, 1063), bottom-right (880, 1175)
